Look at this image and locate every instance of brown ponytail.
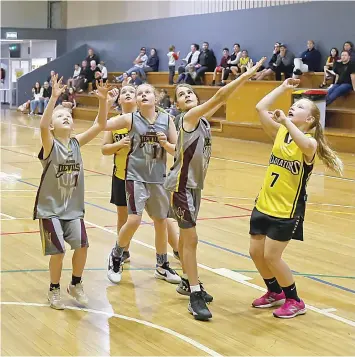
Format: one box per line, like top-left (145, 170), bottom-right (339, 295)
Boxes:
top-left (309, 102), bottom-right (343, 175)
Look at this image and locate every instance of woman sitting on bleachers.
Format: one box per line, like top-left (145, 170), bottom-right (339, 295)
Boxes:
top-left (319, 47), bottom-right (339, 88)
top-left (253, 42), bottom-right (281, 81)
top-left (29, 81), bottom-right (43, 115)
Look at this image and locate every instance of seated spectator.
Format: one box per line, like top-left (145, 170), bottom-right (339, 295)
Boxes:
top-left (121, 72), bottom-right (132, 86)
top-left (343, 41), bottom-right (355, 62)
top-left (130, 71), bottom-right (143, 87)
top-left (293, 40), bottom-right (321, 76)
top-left (274, 44), bottom-right (295, 80)
top-left (211, 48), bottom-right (230, 86)
top-left (86, 48), bottom-right (100, 65)
top-left (176, 44), bottom-right (200, 83)
top-left (67, 64), bottom-right (81, 88)
top-left (99, 61), bottom-right (108, 82)
top-left (238, 50), bottom-right (252, 74)
top-left (220, 43), bottom-right (242, 85)
top-left (77, 60), bottom-right (89, 93)
top-left (144, 48), bottom-right (160, 74)
top-left (87, 60), bottom-right (101, 93)
top-left (326, 50), bottom-right (355, 106)
top-left (47, 70), bottom-right (56, 86)
top-left (62, 87), bottom-right (77, 110)
top-left (167, 45), bottom-right (180, 85)
top-left (194, 42), bottom-right (216, 85)
top-left (320, 47), bottom-right (339, 88)
top-left (118, 47), bottom-right (148, 81)
top-left (39, 81), bottom-right (52, 112)
top-left (253, 42), bottom-right (281, 80)
top-left (158, 89), bottom-right (171, 109)
top-left (29, 81), bottom-right (43, 115)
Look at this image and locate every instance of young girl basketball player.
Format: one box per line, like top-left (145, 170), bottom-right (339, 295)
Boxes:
top-left (164, 57), bottom-right (266, 321)
top-left (250, 78), bottom-right (343, 318)
top-left (102, 85), bottom-right (180, 268)
top-left (104, 83), bottom-right (181, 285)
top-left (33, 75), bottom-right (110, 309)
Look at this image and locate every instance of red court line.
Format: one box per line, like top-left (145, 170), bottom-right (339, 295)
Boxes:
top-left (197, 214), bottom-right (250, 221)
top-left (202, 198), bottom-right (252, 212)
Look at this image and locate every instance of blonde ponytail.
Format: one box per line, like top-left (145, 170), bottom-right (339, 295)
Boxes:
top-left (314, 120), bottom-right (344, 176)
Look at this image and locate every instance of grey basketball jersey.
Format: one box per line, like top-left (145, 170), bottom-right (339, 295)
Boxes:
top-left (164, 116), bottom-right (212, 192)
top-left (126, 111), bottom-right (169, 183)
top-left (33, 137), bottom-right (85, 220)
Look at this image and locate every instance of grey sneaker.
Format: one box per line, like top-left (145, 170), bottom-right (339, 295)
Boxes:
top-left (67, 282), bottom-right (89, 305)
top-left (48, 288), bottom-right (65, 310)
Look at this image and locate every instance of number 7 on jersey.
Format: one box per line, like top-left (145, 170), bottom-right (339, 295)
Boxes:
top-left (270, 172), bottom-right (280, 187)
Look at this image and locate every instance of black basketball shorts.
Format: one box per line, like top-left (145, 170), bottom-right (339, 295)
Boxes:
top-left (110, 175), bottom-right (127, 207)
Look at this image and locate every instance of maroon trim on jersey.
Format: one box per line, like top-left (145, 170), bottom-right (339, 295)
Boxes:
top-left (178, 137), bottom-right (199, 191)
top-left (33, 160), bottom-right (52, 219)
top-left (125, 180), bottom-right (137, 214)
top-left (42, 218), bottom-right (64, 253)
top-left (80, 219), bottom-right (88, 247)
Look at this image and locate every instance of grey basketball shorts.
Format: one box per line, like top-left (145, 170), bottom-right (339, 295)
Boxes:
top-left (169, 188), bottom-right (201, 229)
top-left (125, 180), bottom-right (169, 219)
top-left (39, 218), bottom-right (89, 256)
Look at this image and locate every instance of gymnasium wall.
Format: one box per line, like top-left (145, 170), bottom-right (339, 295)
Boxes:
top-left (66, 0), bottom-right (309, 29)
top-left (65, 1), bottom-right (355, 72)
top-left (1, 1), bottom-right (48, 29)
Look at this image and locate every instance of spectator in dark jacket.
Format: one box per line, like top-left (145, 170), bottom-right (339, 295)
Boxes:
top-left (343, 41), bottom-right (355, 62)
top-left (77, 60), bottom-right (89, 93)
top-left (274, 44), bottom-right (295, 80)
top-left (144, 48), bottom-right (159, 74)
top-left (87, 60), bottom-right (101, 93)
top-left (130, 71), bottom-right (143, 87)
top-left (86, 48), bottom-right (100, 66)
top-left (253, 42), bottom-right (281, 80)
top-left (211, 48), bottom-right (230, 85)
top-left (194, 42), bottom-right (217, 84)
top-left (39, 81), bottom-right (52, 112)
top-left (294, 40), bottom-right (321, 75)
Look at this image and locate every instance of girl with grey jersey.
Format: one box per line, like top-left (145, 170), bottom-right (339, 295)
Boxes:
top-left (164, 58), bottom-right (266, 321)
top-left (33, 75), bottom-right (110, 310)
top-left (105, 83), bottom-right (181, 285)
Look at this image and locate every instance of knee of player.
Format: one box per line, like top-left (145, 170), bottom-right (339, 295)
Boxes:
top-left (263, 250), bottom-right (280, 265)
top-left (249, 245), bottom-right (263, 261)
top-left (127, 214), bottom-right (142, 228)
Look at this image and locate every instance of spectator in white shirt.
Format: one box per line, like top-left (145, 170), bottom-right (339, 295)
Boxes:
top-left (67, 64), bottom-right (81, 88)
top-left (29, 81), bottom-right (43, 115)
top-left (177, 44), bottom-right (200, 83)
top-left (167, 45), bottom-right (180, 84)
top-left (99, 61), bottom-right (108, 82)
top-left (118, 47), bottom-right (148, 81)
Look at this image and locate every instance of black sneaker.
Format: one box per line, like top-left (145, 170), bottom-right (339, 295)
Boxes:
top-left (188, 291), bottom-right (212, 321)
top-left (177, 277), bottom-right (213, 303)
top-left (122, 251), bottom-right (130, 264)
top-left (155, 261), bottom-right (181, 284)
top-left (107, 251), bottom-right (123, 284)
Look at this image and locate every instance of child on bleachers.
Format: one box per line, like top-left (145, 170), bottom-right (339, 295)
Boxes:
top-left (238, 50), bottom-right (253, 74)
top-left (320, 48), bottom-right (339, 88)
top-left (167, 46), bottom-right (180, 85)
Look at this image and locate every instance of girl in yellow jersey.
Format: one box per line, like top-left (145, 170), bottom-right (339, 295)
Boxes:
top-left (250, 78), bottom-right (343, 319)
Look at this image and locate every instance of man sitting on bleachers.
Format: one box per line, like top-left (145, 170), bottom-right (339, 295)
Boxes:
top-left (118, 47), bottom-right (148, 81)
top-left (326, 50), bottom-right (355, 105)
top-left (194, 42), bottom-right (216, 85)
top-left (176, 44), bottom-right (200, 84)
top-left (86, 48), bottom-right (100, 66)
top-left (294, 40), bottom-right (321, 76)
top-left (274, 44), bottom-right (295, 80)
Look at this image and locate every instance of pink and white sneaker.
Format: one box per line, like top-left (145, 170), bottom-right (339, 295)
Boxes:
top-left (252, 291), bottom-right (286, 308)
top-left (273, 298), bottom-right (306, 318)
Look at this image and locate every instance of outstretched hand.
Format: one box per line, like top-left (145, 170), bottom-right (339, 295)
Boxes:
top-left (244, 57), bottom-right (267, 77)
top-left (107, 87), bottom-right (120, 106)
top-left (51, 74), bottom-right (67, 98)
top-left (95, 80), bottom-right (113, 100)
top-left (282, 78), bottom-right (300, 89)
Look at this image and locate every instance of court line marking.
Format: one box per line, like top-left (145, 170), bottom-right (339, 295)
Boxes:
top-left (0, 302), bottom-right (222, 357)
top-left (85, 220), bottom-right (355, 328)
top-left (321, 308), bottom-right (337, 313)
top-left (0, 213), bottom-right (16, 219)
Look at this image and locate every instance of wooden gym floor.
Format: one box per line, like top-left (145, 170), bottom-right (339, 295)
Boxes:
top-left (1, 110), bottom-right (354, 356)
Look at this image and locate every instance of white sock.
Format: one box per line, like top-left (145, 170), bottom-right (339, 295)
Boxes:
top-left (190, 284), bottom-right (201, 293)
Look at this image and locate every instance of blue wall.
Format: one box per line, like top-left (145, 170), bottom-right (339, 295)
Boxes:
top-left (66, 1), bottom-right (355, 72)
top-left (17, 44), bottom-right (88, 105)
top-left (1, 28), bottom-right (67, 56)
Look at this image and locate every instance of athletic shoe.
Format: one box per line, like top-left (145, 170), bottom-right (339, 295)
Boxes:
top-left (173, 250), bottom-right (180, 261)
top-left (122, 251), bottom-right (131, 264)
top-left (48, 288), bottom-right (65, 310)
top-left (67, 282), bottom-right (89, 305)
top-left (176, 277), bottom-right (213, 303)
top-left (107, 251), bottom-right (123, 284)
top-left (154, 262), bottom-right (181, 284)
top-left (188, 291), bottom-right (212, 321)
top-left (252, 291), bottom-right (286, 308)
top-left (273, 298), bottom-right (306, 318)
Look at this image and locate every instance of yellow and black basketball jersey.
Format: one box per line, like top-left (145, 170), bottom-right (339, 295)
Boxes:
top-left (112, 126), bottom-right (129, 180)
top-left (255, 125), bottom-right (314, 219)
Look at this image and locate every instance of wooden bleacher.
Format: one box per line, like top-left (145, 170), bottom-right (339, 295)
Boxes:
top-left (74, 71), bottom-right (355, 153)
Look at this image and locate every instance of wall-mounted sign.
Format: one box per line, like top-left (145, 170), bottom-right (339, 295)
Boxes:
top-left (6, 32), bottom-right (18, 39)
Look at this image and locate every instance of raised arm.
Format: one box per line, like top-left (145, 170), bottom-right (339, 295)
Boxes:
top-left (256, 78), bottom-right (300, 140)
top-left (274, 109), bottom-right (317, 161)
top-left (105, 113), bottom-right (132, 131)
top-left (40, 75), bottom-right (67, 159)
top-left (75, 80), bottom-right (110, 146)
top-left (184, 57), bottom-right (266, 128)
